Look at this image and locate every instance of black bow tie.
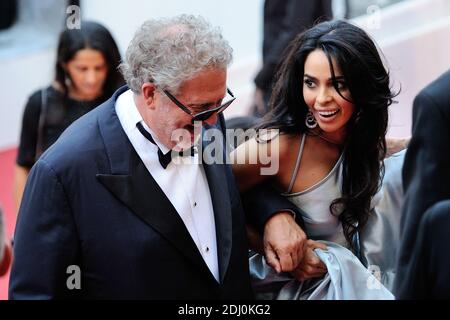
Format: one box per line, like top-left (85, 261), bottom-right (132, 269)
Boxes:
top-left (136, 122), bottom-right (196, 169)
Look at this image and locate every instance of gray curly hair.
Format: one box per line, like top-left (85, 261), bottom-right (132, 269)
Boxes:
top-left (120, 15), bottom-right (233, 94)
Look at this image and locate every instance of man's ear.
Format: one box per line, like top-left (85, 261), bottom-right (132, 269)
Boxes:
top-left (141, 83), bottom-right (157, 109)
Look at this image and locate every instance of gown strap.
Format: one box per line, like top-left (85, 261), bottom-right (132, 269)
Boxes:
top-left (286, 134), bottom-right (306, 194)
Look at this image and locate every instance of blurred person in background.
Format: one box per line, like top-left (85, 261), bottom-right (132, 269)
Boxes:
top-left (395, 69), bottom-right (450, 299)
top-left (252, 0), bottom-right (332, 117)
top-left (0, 0), bottom-right (17, 31)
top-left (13, 21), bottom-right (124, 213)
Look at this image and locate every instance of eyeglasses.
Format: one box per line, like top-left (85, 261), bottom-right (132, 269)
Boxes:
top-left (162, 88), bottom-right (236, 123)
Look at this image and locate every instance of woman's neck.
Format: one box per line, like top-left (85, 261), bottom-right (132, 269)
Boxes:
top-left (52, 81), bottom-right (102, 101)
top-left (308, 128), bottom-right (346, 147)
top-left (68, 88), bottom-right (102, 101)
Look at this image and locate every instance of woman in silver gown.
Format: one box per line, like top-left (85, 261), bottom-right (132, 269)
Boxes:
top-left (232, 20), bottom-right (407, 299)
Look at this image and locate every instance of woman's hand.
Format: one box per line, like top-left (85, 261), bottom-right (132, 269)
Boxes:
top-left (291, 240), bottom-right (328, 282)
top-left (386, 137), bottom-right (410, 158)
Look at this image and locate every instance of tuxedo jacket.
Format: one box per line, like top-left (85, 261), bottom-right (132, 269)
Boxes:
top-left (396, 200), bottom-right (450, 299)
top-left (395, 70), bottom-right (450, 298)
top-left (9, 86), bottom-right (253, 299)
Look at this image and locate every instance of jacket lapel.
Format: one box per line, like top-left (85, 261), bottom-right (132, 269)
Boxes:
top-left (97, 151), bottom-right (213, 277)
top-left (202, 123), bottom-right (233, 284)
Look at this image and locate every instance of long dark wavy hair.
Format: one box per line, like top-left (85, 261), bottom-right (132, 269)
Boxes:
top-left (55, 21), bottom-right (124, 99)
top-left (260, 20), bottom-right (397, 250)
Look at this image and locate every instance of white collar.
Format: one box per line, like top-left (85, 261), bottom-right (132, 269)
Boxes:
top-left (118, 89), bottom-right (170, 154)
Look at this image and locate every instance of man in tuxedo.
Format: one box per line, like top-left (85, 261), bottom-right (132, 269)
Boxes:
top-left (10, 15), bottom-right (305, 299)
top-left (395, 69), bottom-right (450, 299)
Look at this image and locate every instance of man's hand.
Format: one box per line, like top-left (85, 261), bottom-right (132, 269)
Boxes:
top-left (263, 212), bottom-right (307, 273)
top-left (291, 240), bottom-right (328, 282)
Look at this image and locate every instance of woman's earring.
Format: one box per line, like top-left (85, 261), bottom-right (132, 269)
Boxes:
top-left (64, 74), bottom-right (72, 88)
top-left (305, 110), bottom-right (317, 129)
top-left (63, 68), bottom-right (72, 88)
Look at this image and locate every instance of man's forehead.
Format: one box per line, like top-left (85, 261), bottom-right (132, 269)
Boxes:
top-left (178, 69), bottom-right (227, 96)
top-left (184, 89), bottom-right (227, 107)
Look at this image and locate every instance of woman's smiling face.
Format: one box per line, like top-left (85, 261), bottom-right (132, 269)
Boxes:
top-left (303, 49), bottom-right (355, 142)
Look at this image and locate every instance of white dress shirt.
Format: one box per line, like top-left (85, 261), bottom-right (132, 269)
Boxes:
top-left (115, 89), bottom-right (219, 282)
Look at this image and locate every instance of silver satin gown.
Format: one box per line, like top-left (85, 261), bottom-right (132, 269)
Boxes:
top-left (249, 146), bottom-right (405, 300)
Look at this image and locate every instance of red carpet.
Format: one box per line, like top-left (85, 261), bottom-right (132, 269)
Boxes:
top-left (0, 148), bottom-right (17, 300)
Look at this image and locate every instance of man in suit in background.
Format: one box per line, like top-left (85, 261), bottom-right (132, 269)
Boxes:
top-left (252, 0), bottom-right (332, 116)
top-left (10, 14), bottom-right (305, 299)
top-left (395, 69), bottom-right (450, 299)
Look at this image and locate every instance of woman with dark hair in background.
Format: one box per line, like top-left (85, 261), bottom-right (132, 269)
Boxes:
top-left (14, 21), bottom-right (124, 211)
top-left (233, 20), bottom-right (407, 299)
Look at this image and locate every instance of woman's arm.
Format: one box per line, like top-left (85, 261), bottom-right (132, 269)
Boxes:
top-left (231, 132), bottom-right (308, 272)
top-left (14, 91), bottom-right (42, 214)
top-left (13, 165), bottom-right (30, 214)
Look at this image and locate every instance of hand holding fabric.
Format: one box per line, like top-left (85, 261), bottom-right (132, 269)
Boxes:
top-left (291, 240), bottom-right (328, 282)
top-left (263, 212), bottom-right (307, 273)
